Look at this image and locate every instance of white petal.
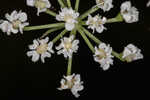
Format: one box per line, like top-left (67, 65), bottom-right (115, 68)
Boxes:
top-left (27, 51), bottom-right (40, 62)
top-left (47, 42), bottom-right (54, 53)
top-left (18, 12), bottom-right (28, 22)
top-left (29, 39), bottom-right (39, 50)
top-left (26, 0), bottom-right (35, 7)
top-left (41, 52), bottom-right (51, 63)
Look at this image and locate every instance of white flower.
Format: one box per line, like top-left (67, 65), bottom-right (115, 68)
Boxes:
top-left (96, 0), bottom-right (113, 12)
top-left (56, 8), bottom-right (79, 31)
top-left (0, 10), bottom-right (29, 35)
top-left (94, 43), bottom-right (113, 70)
top-left (58, 74), bottom-right (84, 98)
top-left (56, 35), bottom-right (79, 58)
top-left (26, 0), bottom-right (51, 16)
top-left (121, 1), bottom-right (139, 23)
top-left (86, 14), bottom-right (107, 33)
top-left (147, 0), bottom-right (150, 7)
top-left (122, 44), bottom-right (143, 62)
top-left (27, 37), bottom-right (54, 63)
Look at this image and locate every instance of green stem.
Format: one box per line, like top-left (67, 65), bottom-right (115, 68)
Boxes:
top-left (75, 0), bottom-right (80, 12)
top-left (106, 13), bottom-right (123, 23)
top-left (52, 29), bottom-right (68, 43)
top-left (81, 27), bottom-right (125, 61)
top-left (40, 26), bottom-right (64, 39)
top-left (112, 51), bottom-right (125, 62)
top-left (45, 9), bottom-right (57, 17)
top-left (23, 23), bottom-right (64, 31)
top-left (81, 27), bottom-right (101, 44)
top-left (80, 6), bottom-right (99, 20)
top-left (77, 27), bottom-right (95, 53)
top-left (66, 0), bottom-right (71, 8)
top-left (67, 57), bottom-right (72, 75)
top-left (58, 0), bottom-right (65, 8)
top-left (80, 21), bottom-right (86, 25)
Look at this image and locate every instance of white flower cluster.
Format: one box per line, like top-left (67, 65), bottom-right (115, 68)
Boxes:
top-left (121, 1), bottom-right (139, 23)
top-left (122, 44), bottom-right (143, 62)
top-left (96, 0), bottom-right (113, 12)
top-left (27, 37), bottom-right (54, 63)
top-left (0, 0), bottom-right (144, 98)
top-left (94, 43), bottom-right (114, 70)
top-left (0, 10), bottom-right (29, 35)
top-left (56, 35), bottom-right (79, 58)
top-left (58, 74), bottom-right (84, 98)
top-left (56, 8), bottom-right (79, 31)
top-left (86, 14), bottom-right (107, 33)
top-left (27, 0), bottom-right (51, 16)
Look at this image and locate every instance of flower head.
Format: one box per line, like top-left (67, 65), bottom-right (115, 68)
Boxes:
top-left (86, 14), bottom-right (107, 33)
top-left (56, 35), bottom-right (79, 58)
top-left (27, 37), bottom-right (54, 63)
top-left (94, 43), bottom-right (113, 70)
top-left (121, 1), bottom-right (139, 23)
top-left (0, 10), bottom-right (29, 35)
top-left (56, 8), bottom-right (79, 31)
top-left (26, 0), bottom-right (51, 16)
top-left (96, 0), bottom-right (113, 12)
top-left (58, 74), bottom-right (84, 98)
top-left (122, 44), bottom-right (143, 62)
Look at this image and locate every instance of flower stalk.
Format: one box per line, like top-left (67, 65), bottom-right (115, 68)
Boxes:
top-left (107, 13), bottom-right (124, 23)
top-left (40, 26), bottom-right (64, 39)
top-left (81, 27), bottom-right (101, 44)
top-left (52, 29), bottom-right (68, 43)
top-left (80, 6), bottom-right (99, 20)
top-left (77, 27), bottom-right (95, 53)
top-left (45, 9), bottom-right (57, 17)
top-left (23, 23), bottom-right (65, 31)
top-left (58, 0), bottom-right (66, 8)
top-left (112, 51), bottom-right (125, 62)
top-left (67, 0), bottom-right (72, 8)
top-left (75, 0), bottom-right (80, 12)
top-left (67, 57), bottom-right (73, 75)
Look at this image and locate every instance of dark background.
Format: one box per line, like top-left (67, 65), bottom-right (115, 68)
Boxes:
top-left (0, 0), bottom-right (149, 99)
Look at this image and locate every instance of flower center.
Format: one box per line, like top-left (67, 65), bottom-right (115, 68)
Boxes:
top-left (64, 42), bottom-right (72, 50)
top-left (89, 17), bottom-right (102, 26)
top-left (122, 9), bottom-right (129, 14)
top-left (36, 43), bottom-right (48, 54)
top-left (64, 14), bottom-right (74, 22)
top-left (125, 54), bottom-right (136, 62)
top-left (12, 20), bottom-right (21, 29)
top-left (97, 49), bottom-right (107, 60)
top-left (64, 78), bottom-right (75, 89)
top-left (35, 0), bottom-right (46, 9)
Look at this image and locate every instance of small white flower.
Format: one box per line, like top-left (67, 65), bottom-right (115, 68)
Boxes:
top-left (58, 74), bottom-right (84, 98)
top-left (94, 43), bottom-right (113, 70)
top-left (0, 10), bottom-right (29, 35)
top-left (121, 1), bottom-right (139, 23)
top-left (56, 8), bottom-right (79, 31)
top-left (56, 35), bottom-right (79, 58)
top-left (122, 44), bottom-right (143, 62)
top-left (147, 0), bottom-right (150, 7)
top-left (86, 14), bottom-right (107, 33)
top-left (96, 0), bottom-right (113, 12)
top-left (27, 37), bottom-right (54, 63)
top-left (26, 0), bottom-right (51, 16)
